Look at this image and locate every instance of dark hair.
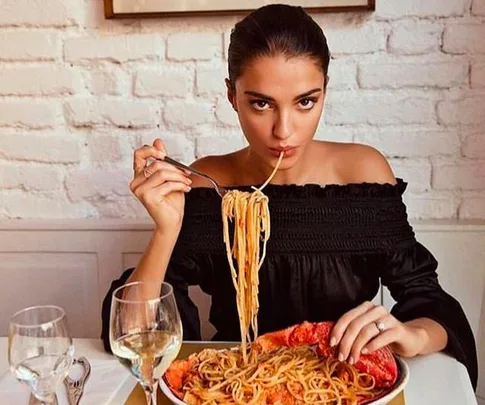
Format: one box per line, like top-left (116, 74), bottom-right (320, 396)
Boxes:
top-left (227, 4), bottom-right (330, 89)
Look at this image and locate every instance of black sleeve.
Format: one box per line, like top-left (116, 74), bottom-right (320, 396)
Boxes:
top-left (100, 267), bottom-right (133, 353)
top-left (379, 241), bottom-right (478, 390)
top-left (100, 252), bottom-right (207, 353)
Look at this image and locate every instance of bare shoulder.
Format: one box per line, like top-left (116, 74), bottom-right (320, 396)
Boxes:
top-left (189, 151), bottom-right (240, 188)
top-left (330, 142), bottom-right (396, 185)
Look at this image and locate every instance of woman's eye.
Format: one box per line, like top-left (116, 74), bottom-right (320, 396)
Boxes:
top-left (251, 100), bottom-right (270, 111)
top-left (298, 98), bottom-right (316, 109)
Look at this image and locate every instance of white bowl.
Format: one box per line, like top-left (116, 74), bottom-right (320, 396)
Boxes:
top-left (365, 356), bottom-right (409, 405)
top-left (160, 354), bottom-right (410, 405)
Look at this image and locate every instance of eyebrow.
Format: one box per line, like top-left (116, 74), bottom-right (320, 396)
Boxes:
top-left (244, 88), bottom-right (322, 101)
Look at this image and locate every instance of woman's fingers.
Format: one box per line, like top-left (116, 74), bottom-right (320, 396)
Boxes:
top-left (130, 160), bottom-right (190, 193)
top-left (152, 138), bottom-right (166, 153)
top-left (346, 322), bottom-right (381, 364)
top-left (362, 327), bottom-right (400, 355)
top-left (336, 304), bottom-right (388, 362)
top-left (350, 314), bottom-right (396, 363)
top-left (145, 167), bottom-right (192, 188)
top-left (132, 169), bottom-right (191, 201)
top-left (330, 301), bottom-right (375, 347)
top-left (133, 141), bottom-right (167, 175)
top-left (141, 181), bottom-right (192, 207)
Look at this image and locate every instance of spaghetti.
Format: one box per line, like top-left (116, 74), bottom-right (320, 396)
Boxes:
top-left (221, 152), bottom-right (285, 363)
top-left (167, 345), bottom-right (387, 405)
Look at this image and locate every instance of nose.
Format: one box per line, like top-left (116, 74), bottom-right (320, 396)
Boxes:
top-left (272, 109), bottom-right (293, 140)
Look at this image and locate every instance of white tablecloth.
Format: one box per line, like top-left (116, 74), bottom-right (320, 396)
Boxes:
top-left (0, 338), bottom-right (477, 404)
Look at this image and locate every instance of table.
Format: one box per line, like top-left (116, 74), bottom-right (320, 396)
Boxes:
top-left (0, 338), bottom-right (478, 404)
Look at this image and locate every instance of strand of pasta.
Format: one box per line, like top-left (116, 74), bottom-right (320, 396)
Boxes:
top-left (221, 152), bottom-right (284, 363)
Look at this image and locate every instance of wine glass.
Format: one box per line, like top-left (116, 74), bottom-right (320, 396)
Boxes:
top-left (8, 305), bottom-right (74, 404)
top-left (110, 281), bottom-right (182, 405)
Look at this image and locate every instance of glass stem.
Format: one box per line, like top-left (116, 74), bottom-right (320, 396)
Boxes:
top-left (38, 393), bottom-right (57, 405)
top-left (143, 384), bottom-right (157, 405)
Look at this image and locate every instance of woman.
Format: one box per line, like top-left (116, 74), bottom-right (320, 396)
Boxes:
top-left (101, 4), bottom-right (478, 388)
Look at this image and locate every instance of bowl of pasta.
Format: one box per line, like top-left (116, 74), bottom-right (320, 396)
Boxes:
top-left (160, 321), bottom-right (410, 405)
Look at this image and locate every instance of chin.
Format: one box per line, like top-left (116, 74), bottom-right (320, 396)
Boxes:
top-left (269, 153), bottom-right (298, 171)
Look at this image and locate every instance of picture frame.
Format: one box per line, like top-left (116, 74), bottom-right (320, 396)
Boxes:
top-left (104, 0), bottom-right (375, 19)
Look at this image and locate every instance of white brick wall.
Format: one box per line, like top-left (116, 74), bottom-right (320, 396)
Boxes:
top-left (0, 163), bottom-right (63, 191)
top-left (389, 159), bottom-right (432, 192)
top-left (65, 169), bottom-right (133, 201)
top-left (376, 0), bottom-right (467, 19)
top-left (403, 192), bottom-right (460, 219)
top-left (354, 128), bottom-right (461, 157)
top-left (0, 101), bottom-right (62, 128)
top-left (326, 91), bottom-right (435, 125)
top-left (0, 133), bottom-right (81, 163)
top-left (472, 63), bottom-right (485, 88)
top-left (0, 66), bottom-right (82, 96)
top-left (0, 31), bottom-right (60, 61)
top-left (65, 36), bottom-right (165, 63)
top-left (438, 93), bottom-right (485, 125)
top-left (163, 100), bottom-right (215, 128)
top-left (87, 133), bottom-right (122, 164)
top-left (460, 196), bottom-right (485, 219)
top-left (327, 59), bottom-right (358, 90)
top-left (86, 66), bottom-right (126, 96)
top-left (135, 66), bottom-right (194, 98)
top-left (473, 0), bottom-right (485, 16)
top-left (463, 131), bottom-right (485, 158)
top-left (0, 0), bottom-right (81, 27)
top-left (388, 21), bottom-right (443, 55)
top-left (65, 99), bottom-right (159, 128)
top-left (443, 23), bottom-right (485, 54)
top-left (0, 0), bottom-right (484, 220)
top-left (358, 61), bottom-right (468, 89)
top-left (167, 33), bottom-right (222, 61)
top-left (215, 97), bottom-right (239, 127)
top-left (433, 158), bottom-right (485, 190)
top-left (196, 63), bottom-right (228, 95)
top-left (323, 24), bottom-right (388, 55)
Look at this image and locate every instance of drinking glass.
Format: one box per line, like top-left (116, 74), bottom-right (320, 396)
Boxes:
top-left (8, 305), bottom-right (74, 404)
top-left (110, 281), bottom-right (182, 405)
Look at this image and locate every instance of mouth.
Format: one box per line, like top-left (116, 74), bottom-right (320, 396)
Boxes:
top-left (269, 147), bottom-right (297, 157)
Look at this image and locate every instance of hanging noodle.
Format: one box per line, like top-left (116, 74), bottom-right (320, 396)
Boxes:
top-left (221, 151), bottom-right (284, 363)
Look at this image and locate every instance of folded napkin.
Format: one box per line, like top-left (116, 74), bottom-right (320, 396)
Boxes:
top-left (0, 360), bottom-right (134, 405)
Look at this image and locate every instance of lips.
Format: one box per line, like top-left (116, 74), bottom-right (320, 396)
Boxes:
top-left (269, 147), bottom-right (297, 157)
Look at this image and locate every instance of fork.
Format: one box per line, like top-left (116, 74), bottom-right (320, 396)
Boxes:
top-left (64, 357), bottom-right (91, 405)
top-left (157, 156), bottom-right (228, 198)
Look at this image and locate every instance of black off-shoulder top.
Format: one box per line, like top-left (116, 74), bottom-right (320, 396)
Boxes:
top-left (101, 179), bottom-right (478, 389)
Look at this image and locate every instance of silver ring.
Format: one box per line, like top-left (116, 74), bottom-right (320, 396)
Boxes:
top-left (143, 168), bottom-right (153, 178)
top-left (374, 321), bottom-right (386, 333)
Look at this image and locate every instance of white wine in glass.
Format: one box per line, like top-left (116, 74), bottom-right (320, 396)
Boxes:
top-left (8, 305), bottom-right (74, 405)
top-left (110, 281), bottom-right (182, 405)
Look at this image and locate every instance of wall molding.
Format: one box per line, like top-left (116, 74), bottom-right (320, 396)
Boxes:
top-left (1, 218), bottom-right (484, 231)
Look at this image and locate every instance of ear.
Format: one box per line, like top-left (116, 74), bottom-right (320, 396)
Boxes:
top-left (225, 78), bottom-right (238, 112)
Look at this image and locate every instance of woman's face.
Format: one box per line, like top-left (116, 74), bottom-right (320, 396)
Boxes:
top-left (228, 54), bottom-right (326, 170)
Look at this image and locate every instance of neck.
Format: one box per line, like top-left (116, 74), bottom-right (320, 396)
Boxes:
top-left (243, 144), bottom-right (313, 186)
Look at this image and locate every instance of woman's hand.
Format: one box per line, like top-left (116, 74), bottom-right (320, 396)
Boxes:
top-left (329, 301), bottom-right (428, 364)
top-left (130, 139), bottom-right (192, 232)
